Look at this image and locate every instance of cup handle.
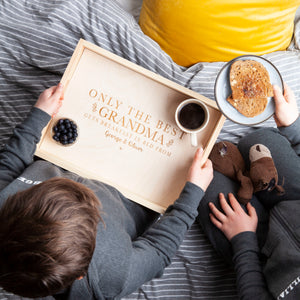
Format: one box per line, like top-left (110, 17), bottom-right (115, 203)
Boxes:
top-left (190, 133), bottom-right (198, 147)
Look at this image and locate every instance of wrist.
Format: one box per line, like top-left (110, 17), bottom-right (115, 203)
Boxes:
top-left (278, 114), bottom-right (300, 133)
top-left (277, 113), bottom-right (299, 128)
top-left (34, 104), bottom-right (51, 117)
top-left (231, 231), bottom-right (259, 254)
top-left (173, 181), bottom-right (204, 212)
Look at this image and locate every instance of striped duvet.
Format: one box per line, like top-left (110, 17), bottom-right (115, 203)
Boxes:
top-left (0, 1), bottom-right (299, 299)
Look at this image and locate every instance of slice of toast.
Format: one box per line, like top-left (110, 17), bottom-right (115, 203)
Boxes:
top-left (227, 60), bottom-right (273, 117)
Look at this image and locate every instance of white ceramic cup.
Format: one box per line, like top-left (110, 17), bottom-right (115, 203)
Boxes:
top-left (175, 99), bottom-right (209, 147)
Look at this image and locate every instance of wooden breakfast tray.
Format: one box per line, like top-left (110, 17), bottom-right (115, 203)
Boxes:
top-left (36, 39), bottom-right (225, 213)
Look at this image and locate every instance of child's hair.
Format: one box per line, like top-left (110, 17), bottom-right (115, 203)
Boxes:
top-left (0, 177), bottom-right (102, 298)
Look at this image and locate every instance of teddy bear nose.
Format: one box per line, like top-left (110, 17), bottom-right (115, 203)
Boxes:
top-left (267, 178), bottom-right (276, 191)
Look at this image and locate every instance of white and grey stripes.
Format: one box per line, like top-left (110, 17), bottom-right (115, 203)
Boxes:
top-left (0, 1), bottom-right (300, 299)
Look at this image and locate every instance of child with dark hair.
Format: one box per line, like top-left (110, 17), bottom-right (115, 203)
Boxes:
top-left (0, 177), bottom-right (101, 297)
top-left (0, 84), bottom-right (213, 299)
top-left (197, 83), bottom-right (300, 299)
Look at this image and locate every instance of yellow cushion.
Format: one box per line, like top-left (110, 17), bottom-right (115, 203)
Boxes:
top-left (139, 0), bottom-right (300, 66)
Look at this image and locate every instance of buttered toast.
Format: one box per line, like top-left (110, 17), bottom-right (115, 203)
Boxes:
top-left (227, 60), bottom-right (273, 117)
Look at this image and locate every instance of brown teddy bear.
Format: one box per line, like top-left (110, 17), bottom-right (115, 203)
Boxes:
top-left (209, 141), bottom-right (284, 204)
top-left (249, 144), bottom-right (284, 195)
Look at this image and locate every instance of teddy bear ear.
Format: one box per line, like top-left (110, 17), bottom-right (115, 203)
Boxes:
top-left (249, 143), bottom-right (272, 163)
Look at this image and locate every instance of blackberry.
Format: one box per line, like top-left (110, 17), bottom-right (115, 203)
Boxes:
top-left (52, 118), bottom-right (78, 146)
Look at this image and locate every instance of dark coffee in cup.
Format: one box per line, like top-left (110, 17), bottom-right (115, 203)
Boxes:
top-left (175, 99), bottom-right (209, 147)
top-left (178, 103), bottom-right (205, 130)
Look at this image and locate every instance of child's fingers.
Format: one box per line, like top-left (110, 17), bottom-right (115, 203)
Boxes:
top-left (193, 147), bottom-right (204, 164)
top-left (202, 158), bottom-right (212, 170)
top-left (219, 193), bottom-right (233, 216)
top-left (228, 193), bottom-right (242, 212)
top-left (41, 84), bottom-right (62, 100)
top-left (246, 202), bottom-right (257, 219)
top-left (42, 86), bottom-right (57, 98)
top-left (209, 201), bottom-right (226, 222)
top-left (283, 83), bottom-right (295, 104)
top-left (51, 101), bottom-right (63, 118)
top-left (52, 83), bottom-right (64, 100)
top-left (273, 85), bottom-right (285, 105)
top-left (189, 147), bottom-right (204, 174)
top-left (209, 213), bottom-right (223, 229)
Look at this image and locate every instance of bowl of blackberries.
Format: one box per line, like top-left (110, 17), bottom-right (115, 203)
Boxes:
top-left (52, 118), bottom-right (78, 146)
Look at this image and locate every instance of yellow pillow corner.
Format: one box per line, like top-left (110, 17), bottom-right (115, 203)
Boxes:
top-left (139, 0), bottom-right (300, 66)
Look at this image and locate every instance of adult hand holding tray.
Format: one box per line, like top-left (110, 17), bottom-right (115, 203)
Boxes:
top-left (36, 39), bottom-right (225, 213)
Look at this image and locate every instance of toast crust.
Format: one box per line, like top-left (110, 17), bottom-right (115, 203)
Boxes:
top-left (227, 60), bottom-right (273, 117)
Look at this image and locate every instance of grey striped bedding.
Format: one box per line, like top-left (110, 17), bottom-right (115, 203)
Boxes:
top-left (0, 1), bottom-right (299, 299)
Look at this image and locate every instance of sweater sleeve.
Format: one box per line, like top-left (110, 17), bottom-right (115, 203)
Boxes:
top-left (278, 116), bottom-right (300, 156)
top-left (0, 107), bottom-right (50, 189)
top-left (118, 181), bottom-right (204, 297)
top-left (231, 232), bottom-right (274, 300)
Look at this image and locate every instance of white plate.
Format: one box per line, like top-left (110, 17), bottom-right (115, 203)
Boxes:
top-left (214, 55), bottom-right (284, 126)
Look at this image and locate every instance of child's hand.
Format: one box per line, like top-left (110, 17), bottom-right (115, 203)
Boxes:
top-left (187, 148), bottom-right (213, 191)
top-left (209, 193), bottom-right (258, 241)
top-left (273, 83), bottom-right (299, 127)
top-left (34, 83), bottom-right (64, 117)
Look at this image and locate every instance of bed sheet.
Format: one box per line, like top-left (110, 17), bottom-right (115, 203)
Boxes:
top-left (115, 0), bottom-right (142, 21)
top-left (0, 1), bottom-right (299, 299)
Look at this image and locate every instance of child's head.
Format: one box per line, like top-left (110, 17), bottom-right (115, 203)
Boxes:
top-left (0, 177), bottom-right (101, 298)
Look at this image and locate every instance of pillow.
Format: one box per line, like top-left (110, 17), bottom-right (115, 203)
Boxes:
top-left (139, 0), bottom-right (300, 66)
